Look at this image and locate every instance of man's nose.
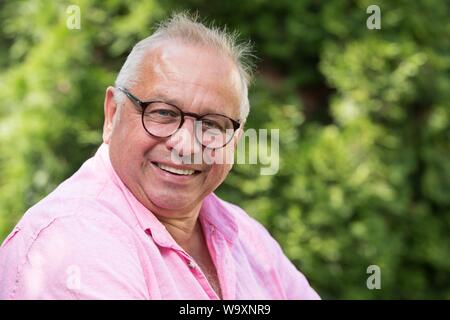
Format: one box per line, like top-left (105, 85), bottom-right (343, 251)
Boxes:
top-left (166, 118), bottom-right (203, 158)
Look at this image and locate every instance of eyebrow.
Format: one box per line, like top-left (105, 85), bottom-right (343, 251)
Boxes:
top-left (143, 93), bottom-right (231, 117)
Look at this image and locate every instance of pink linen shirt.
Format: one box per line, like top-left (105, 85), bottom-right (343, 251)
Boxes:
top-left (0, 143), bottom-right (320, 300)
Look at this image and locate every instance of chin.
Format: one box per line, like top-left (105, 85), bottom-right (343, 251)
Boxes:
top-left (149, 192), bottom-right (197, 212)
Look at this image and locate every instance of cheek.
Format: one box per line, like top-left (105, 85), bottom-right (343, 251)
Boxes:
top-left (206, 163), bottom-right (232, 189)
top-left (204, 145), bottom-right (235, 181)
top-left (203, 143), bottom-right (236, 166)
top-left (110, 120), bottom-right (157, 171)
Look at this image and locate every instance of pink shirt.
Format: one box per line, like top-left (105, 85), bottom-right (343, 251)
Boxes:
top-left (0, 143), bottom-right (320, 300)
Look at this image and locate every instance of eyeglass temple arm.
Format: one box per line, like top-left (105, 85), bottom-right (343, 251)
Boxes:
top-left (116, 87), bottom-right (144, 107)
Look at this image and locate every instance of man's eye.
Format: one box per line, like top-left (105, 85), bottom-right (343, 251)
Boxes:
top-left (149, 109), bottom-right (178, 117)
top-left (202, 120), bottom-right (223, 132)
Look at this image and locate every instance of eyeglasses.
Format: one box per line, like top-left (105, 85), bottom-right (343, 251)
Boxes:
top-left (116, 87), bottom-right (241, 149)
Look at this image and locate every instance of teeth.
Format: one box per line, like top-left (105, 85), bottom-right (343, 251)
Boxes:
top-left (156, 163), bottom-right (195, 175)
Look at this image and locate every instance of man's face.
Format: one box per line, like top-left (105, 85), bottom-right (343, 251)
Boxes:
top-left (103, 41), bottom-right (242, 217)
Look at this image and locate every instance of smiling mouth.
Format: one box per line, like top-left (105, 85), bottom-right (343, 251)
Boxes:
top-left (151, 162), bottom-right (201, 176)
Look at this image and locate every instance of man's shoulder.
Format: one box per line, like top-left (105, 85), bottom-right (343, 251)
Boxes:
top-left (8, 155), bottom-right (136, 245)
top-left (211, 194), bottom-right (278, 251)
top-left (26, 193), bottom-right (112, 223)
top-left (2, 193), bottom-right (136, 258)
top-left (214, 196), bottom-right (263, 229)
top-left (0, 196), bottom-right (144, 299)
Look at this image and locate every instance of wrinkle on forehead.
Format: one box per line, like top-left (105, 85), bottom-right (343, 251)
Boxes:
top-left (136, 40), bottom-right (243, 114)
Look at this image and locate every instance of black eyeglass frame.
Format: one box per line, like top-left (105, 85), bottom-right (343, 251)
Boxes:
top-left (116, 86), bottom-right (241, 149)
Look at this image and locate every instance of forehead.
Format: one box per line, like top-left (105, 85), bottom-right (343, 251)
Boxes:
top-left (133, 40), bottom-right (242, 116)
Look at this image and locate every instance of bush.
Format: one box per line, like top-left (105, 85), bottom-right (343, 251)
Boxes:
top-left (1, 0), bottom-right (449, 298)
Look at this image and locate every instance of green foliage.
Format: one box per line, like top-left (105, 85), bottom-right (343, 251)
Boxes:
top-left (0, 0), bottom-right (163, 236)
top-left (1, 0), bottom-right (449, 299)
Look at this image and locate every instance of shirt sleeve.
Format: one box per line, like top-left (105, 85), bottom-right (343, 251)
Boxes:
top-left (272, 240), bottom-right (321, 300)
top-left (250, 218), bottom-right (321, 300)
top-left (7, 213), bottom-right (149, 300)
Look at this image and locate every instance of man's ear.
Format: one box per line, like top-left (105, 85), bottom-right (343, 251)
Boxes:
top-left (232, 121), bottom-right (245, 149)
top-left (102, 86), bottom-right (119, 144)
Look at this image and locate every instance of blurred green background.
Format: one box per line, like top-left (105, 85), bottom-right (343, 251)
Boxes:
top-left (0, 0), bottom-right (449, 299)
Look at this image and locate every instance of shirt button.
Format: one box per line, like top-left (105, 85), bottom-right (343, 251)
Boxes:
top-left (188, 260), bottom-right (196, 268)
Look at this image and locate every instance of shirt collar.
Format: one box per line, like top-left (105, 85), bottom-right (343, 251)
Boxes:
top-left (199, 193), bottom-right (238, 244)
top-left (94, 143), bottom-right (238, 248)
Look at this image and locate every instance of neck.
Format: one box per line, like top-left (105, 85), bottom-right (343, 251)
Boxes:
top-left (155, 206), bottom-right (203, 251)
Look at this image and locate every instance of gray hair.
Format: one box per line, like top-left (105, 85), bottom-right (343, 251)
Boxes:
top-left (114, 12), bottom-right (254, 120)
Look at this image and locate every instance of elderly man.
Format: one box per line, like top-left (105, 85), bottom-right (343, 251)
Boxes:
top-left (0, 13), bottom-right (319, 300)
